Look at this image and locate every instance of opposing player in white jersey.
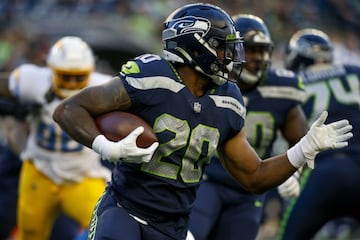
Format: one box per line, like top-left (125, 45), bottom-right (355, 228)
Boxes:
top-left (0, 36), bottom-right (112, 240)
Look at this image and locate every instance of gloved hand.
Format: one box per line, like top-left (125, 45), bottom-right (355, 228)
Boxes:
top-left (277, 171), bottom-right (300, 199)
top-left (287, 111), bottom-right (353, 169)
top-left (92, 126), bottom-right (159, 164)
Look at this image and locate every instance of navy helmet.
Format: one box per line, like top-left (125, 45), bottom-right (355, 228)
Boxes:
top-left (284, 28), bottom-right (333, 71)
top-left (232, 14), bottom-right (273, 85)
top-left (162, 3), bottom-right (245, 85)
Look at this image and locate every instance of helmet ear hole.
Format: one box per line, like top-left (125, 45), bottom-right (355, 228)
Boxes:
top-left (47, 36), bottom-right (95, 98)
top-left (209, 38), bottom-right (220, 48)
top-left (210, 63), bottom-right (220, 72)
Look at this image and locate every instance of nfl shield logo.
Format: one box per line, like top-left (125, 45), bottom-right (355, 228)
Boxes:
top-left (193, 102), bottom-right (201, 113)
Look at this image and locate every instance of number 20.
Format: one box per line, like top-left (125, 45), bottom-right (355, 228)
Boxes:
top-left (141, 113), bottom-right (220, 183)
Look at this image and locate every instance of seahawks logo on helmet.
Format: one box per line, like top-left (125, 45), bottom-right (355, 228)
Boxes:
top-left (162, 16), bottom-right (210, 40)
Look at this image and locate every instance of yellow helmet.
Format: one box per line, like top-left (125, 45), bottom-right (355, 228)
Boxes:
top-left (46, 36), bottom-right (95, 98)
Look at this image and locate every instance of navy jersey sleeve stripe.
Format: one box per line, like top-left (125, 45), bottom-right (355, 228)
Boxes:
top-left (209, 95), bottom-right (246, 119)
top-left (125, 76), bottom-right (185, 93)
top-left (258, 85), bottom-right (306, 103)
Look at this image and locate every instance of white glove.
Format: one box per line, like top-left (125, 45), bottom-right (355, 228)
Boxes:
top-left (186, 230), bottom-right (195, 240)
top-left (92, 126), bottom-right (159, 164)
top-left (287, 111), bottom-right (353, 169)
top-left (277, 172), bottom-right (300, 199)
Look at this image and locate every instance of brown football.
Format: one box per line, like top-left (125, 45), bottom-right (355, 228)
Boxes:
top-left (94, 111), bottom-right (157, 148)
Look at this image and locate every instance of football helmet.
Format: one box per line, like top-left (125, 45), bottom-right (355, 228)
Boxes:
top-left (284, 28), bottom-right (333, 71)
top-left (162, 3), bottom-right (245, 85)
top-left (232, 14), bottom-right (273, 85)
top-left (47, 36), bottom-right (95, 98)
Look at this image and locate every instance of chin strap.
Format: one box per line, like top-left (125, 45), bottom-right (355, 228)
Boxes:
top-left (163, 50), bottom-right (185, 64)
top-left (164, 46), bottom-right (229, 85)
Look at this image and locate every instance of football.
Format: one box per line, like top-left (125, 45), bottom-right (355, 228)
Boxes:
top-left (94, 111), bottom-right (157, 148)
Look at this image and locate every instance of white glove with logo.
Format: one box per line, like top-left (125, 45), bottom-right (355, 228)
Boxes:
top-left (277, 171), bottom-right (300, 199)
top-left (287, 111), bottom-right (353, 169)
top-left (92, 126), bottom-right (159, 164)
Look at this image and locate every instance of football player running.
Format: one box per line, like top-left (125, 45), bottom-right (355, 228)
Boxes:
top-left (188, 14), bottom-right (308, 240)
top-left (0, 36), bottom-right (112, 240)
top-left (53, 4), bottom-right (352, 240)
top-left (277, 28), bottom-right (360, 240)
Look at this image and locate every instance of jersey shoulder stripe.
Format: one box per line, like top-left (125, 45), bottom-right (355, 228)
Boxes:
top-left (125, 76), bottom-right (185, 93)
top-left (209, 95), bottom-right (246, 119)
top-left (260, 68), bottom-right (306, 102)
top-left (121, 54), bottom-right (175, 79)
top-left (257, 86), bottom-right (306, 102)
top-left (121, 54), bottom-right (184, 92)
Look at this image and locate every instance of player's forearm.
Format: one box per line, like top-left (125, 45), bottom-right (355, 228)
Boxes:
top-left (224, 153), bottom-right (297, 194)
top-left (257, 154), bottom-right (297, 191)
top-left (54, 78), bottom-right (133, 149)
top-left (53, 100), bottom-right (100, 148)
top-left (219, 130), bottom-right (298, 194)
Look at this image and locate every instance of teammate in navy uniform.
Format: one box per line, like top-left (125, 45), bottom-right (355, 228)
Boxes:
top-left (277, 28), bottom-right (360, 240)
top-left (188, 14), bottom-right (308, 240)
top-left (53, 4), bottom-right (352, 240)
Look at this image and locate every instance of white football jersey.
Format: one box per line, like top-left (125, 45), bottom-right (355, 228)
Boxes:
top-left (8, 64), bottom-right (112, 184)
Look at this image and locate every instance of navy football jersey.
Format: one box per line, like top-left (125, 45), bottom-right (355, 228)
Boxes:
top-left (300, 63), bottom-right (360, 156)
top-left (109, 54), bottom-right (246, 217)
top-left (205, 68), bottom-right (305, 189)
top-left (278, 62), bottom-right (360, 240)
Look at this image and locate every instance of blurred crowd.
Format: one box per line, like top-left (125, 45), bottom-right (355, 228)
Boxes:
top-left (1, 0), bottom-right (360, 73)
